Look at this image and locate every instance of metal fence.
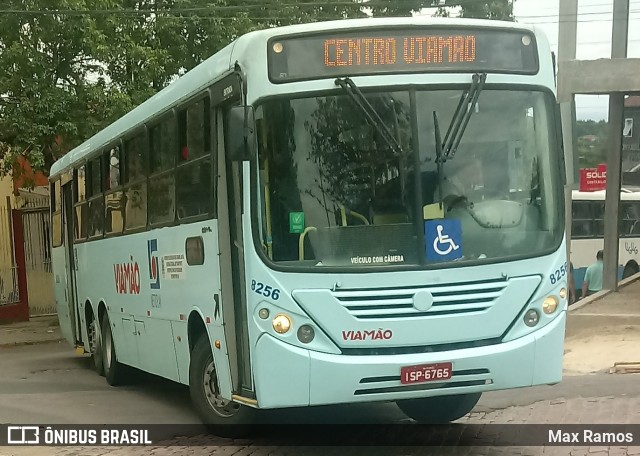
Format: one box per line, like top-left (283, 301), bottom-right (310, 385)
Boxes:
top-left (17, 194), bottom-right (55, 316)
top-left (0, 201), bottom-right (19, 306)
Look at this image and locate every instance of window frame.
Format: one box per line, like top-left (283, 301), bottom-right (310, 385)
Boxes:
top-left (51, 179), bottom-right (63, 248)
top-left (620, 201), bottom-right (640, 238)
top-left (55, 74), bottom-right (233, 243)
top-left (73, 164), bottom-right (88, 243)
top-left (148, 110), bottom-right (178, 227)
top-left (123, 127), bottom-right (149, 233)
top-left (571, 200), bottom-right (597, 239)
top-left (102, 140), bottom-right (126, 238)
top-left (175, 92), bottom-right (216, 222)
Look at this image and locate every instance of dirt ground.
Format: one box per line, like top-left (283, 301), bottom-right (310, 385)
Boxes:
top-left (563, 279), bottom-right (640, 376)
top-left (563, 323), bottom-right (640, 375)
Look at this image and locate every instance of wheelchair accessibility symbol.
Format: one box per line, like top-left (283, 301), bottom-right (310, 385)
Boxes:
top-left (433, 224), bottom-right (460, 255)
top-left (425, 219), bottom-right (463, 261)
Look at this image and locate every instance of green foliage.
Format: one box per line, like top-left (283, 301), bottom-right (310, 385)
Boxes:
top-left (435, 0), bottom-right (515, 21)
top-left (575, 120), bottom-right (609, 169)
top-left (0, 0), bottom-right (118, 175)
top-left (456, 0), bottom-right (515, 20)
top-left (0, 0), bottom-right (514, 182)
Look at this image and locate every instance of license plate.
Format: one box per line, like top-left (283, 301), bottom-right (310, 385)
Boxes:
top-left (400, 362), bottom-right (453, 384)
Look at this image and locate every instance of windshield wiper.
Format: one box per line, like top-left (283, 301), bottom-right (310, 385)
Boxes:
top-left (335, 77), bottom-right (404, 157)
top-left (441, 72), bottom-right (487, 162)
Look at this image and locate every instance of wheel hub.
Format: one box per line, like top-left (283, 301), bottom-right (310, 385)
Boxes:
top-left (203, 362), bottom-right (241, 417)
top-left (88, 319), bottom-right (97, 354)
top-left (104, 323), bottom-right (112, 369)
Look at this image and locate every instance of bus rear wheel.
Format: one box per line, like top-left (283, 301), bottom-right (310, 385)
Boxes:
top-left (396, 393), bottom-right (481, 423)
top-left (189, 336), bottom-right (257, 436)
top-left (101, 315), bottom-right (127, 386)
top-left (89, 315), bottom-right (104, 376)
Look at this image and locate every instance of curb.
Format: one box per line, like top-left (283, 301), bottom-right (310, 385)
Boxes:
top-left (0, 338), bottom-right (65, 349)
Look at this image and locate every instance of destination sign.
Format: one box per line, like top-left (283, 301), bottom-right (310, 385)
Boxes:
top-left (268, 27), bottom-right (538, 82)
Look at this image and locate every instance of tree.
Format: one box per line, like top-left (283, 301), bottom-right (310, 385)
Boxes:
top-left (575, 120), bottom-right (609, 168)
top-left (0, 0), bottom-right (125, 179)
top-left (0, 0), bottom-right (366, 179)
top-left (0, 0), bottom-right (515, 181)
top-left (434, 0), bottom-right (515, 21)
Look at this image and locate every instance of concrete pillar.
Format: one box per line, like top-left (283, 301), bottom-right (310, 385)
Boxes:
top-left (557, 0), bottom-right (578, 271)
top-left (603, 0), bottom-right (629, 291)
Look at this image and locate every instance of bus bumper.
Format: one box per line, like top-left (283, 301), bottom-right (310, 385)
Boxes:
top-left (253, 311), bottom-right (566, 409)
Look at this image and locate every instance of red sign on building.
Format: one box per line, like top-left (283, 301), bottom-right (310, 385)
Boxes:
top-left (579, 164), bottom-right (607, 192)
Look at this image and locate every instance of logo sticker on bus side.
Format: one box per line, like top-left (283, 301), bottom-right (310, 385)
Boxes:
top-left (113, 257), bottom-right (141, 295)
top-left (148, 239), bottom-right (160, 290)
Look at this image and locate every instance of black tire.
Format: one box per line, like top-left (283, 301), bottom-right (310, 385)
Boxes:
top-left (189, 336), bottom-right (257, 437)
top-left (101, 315), bottom-right (127, 386)
top-left (396, 393), bottom-right (481, 423)
top-left (90, 315), bottom-right (104, 376)
top-left (622, 263), bottom-right (639, 279)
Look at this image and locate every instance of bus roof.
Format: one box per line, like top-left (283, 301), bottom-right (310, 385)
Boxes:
top-left (50, 17), bottom-right (545, 179)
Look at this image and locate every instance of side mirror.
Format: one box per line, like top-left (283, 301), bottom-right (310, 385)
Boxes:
top-left (226, 105), bottom-right (257, 161)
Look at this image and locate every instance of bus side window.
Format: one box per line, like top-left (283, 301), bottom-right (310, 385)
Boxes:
top-left (149, 115), bottom-right (177, 225)
top-left (51, 180), bottom-right (63, 247)
top-left (108, 146), bottom-right (121, 189)
top-left (591, 202), bottom-right (604, 238)
top-left (571, 201), bottom-right (593, 238)
top-left (73, 166), bottom-right (88, 241)
top-left (176, 96), bottom-right (213, 219)
top-left (124, 132), bottom-right (148, 231)
top-left (622, 202), bottom-right (640, 236)
top-left (87, 156), bottom-right (104, 239)
top-left (105, 145), bottom-right (125, 235)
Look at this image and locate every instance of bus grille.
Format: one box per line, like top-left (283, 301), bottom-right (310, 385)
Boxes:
top-left (332, 278), bottom-right (508, 319)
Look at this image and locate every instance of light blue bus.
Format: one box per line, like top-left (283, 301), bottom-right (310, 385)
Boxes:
top-left (49, 17), bottom-right (567, 433)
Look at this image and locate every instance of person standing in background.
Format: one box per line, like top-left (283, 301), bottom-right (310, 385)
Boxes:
top-left (581, 250), bottom-right (604, 299)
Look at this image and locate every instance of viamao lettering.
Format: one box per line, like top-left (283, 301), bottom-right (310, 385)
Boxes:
top-left (342, 328), bottom-right (393, 341)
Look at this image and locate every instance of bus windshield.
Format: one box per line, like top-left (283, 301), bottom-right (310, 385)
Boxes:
top-left (255, 88), bottom-right (562, 268)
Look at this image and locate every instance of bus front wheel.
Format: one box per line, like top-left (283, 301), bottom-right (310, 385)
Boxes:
top-left (101, 316), bottom-right (126, 386)
top-left (189, 336), bottom-right (257, 436)
top-left (623, 263), bottom-right (639, 279)
top-left (396, 393), bottom-right (481, 423)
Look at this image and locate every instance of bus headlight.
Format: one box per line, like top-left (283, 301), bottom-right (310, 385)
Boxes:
top-left (524, 309), bottom-right (539, 327)
top-left (559, 288), bottom-right (567, 300)
top-left (297, 325), bottom-right (315, 343)
top-left (543, 296), bottom-right (559, 314)
top-left (272, 314), bottom-right (292, 334)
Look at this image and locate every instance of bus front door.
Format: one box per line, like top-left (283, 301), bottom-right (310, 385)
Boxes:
top-left (61, 182), bottom-right (81, 344)
top-left (214, 104), bottom-right (253, 402)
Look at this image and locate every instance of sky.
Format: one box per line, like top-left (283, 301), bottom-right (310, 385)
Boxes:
top-left (513, 0), bottom-right (640, 121)
top-left (419, 0), bottom-right (640, 120)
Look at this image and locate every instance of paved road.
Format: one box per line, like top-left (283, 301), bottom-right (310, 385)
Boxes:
top-left (1, 343), bottom-right (640, 455)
